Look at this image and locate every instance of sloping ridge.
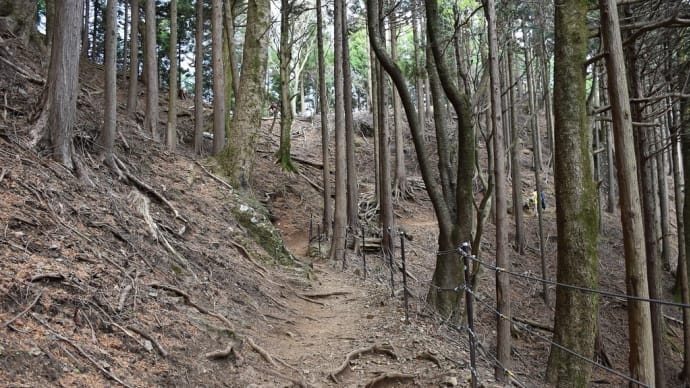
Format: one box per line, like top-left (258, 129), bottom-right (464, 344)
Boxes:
top-left (0, 36), bottom-right (501, 388)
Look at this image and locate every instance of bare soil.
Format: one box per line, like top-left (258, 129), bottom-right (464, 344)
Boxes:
top-left (1, 34), bottom-right (686, 388)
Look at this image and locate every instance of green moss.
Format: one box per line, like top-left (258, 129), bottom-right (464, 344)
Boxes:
top-left (231, 193), bottom-right (295, 266)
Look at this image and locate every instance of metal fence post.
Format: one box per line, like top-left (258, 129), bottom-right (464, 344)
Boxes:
top-left (400, 232), bottom-right (409, 324)
top-left (462, 242), bottom-right (477, 388)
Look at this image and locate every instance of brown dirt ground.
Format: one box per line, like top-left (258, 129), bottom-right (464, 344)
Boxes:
top-left (0, 34), bottom-right (687, 388)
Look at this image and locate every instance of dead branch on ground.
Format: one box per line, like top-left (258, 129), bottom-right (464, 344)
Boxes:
top-left (1, 290), bottom-right (42, 328)
top-left (148, 283), bottom-right (236, 333)
top-left (364, 373), bottom-right (415, 388)
top-left (117, 284), bottom-right (132, 312)
top-left (128, 325), bottom-right (168, 357)
top-left (32, 313), bottom-right (133, 388)
top-left (114, 155), bottom-right (188, 224)
top-left (298, 171), bottom-right (323, 192)
top-left (329, 344), bottom-right (398, 382)
top-left (514, 316), bottom-right (552, 332)
top-left (194, 160), bottom-right (234, 193)
top-left (30, 273), bottom-right (65, 282)
top-left (415, 351), bottom-right (441, 367)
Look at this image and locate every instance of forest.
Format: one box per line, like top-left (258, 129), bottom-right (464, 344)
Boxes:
top-left (1, 0), bottom-right (690, 386)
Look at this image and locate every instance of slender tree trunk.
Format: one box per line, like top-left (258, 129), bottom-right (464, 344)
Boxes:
top-left (508, 45), bottom-right (524, 254)
top-left (127, 0), bottom-right (139, 116)
top-left (211, 0), bottom-right (225, 154)
top-left (92, 0), bottom-right (98, 59)
top-left (144, 0), bottom-right (159, 141)
top-left (194, 0), bottom-right (204, 155)
top-left (483, 0), bottom-right (510, 379)
top-left (82, 0), bottom-right (90, 57)
top-left (627, 43), bottom-right (665, 388)
top-left (342, 4), bottom-right (358, 228)
top-left (101, 0), bottom-right (116, 167)
top-left (545, 0), bottom-right (599, 384)
top-left (376, 0), bottom-right (393, 253)
top-left (655, 125), bottom-right (671, 271)
top-left (599, 0), bottom-right (655, 384)
top-left (277, 0), bottom-right (296, 172)
top-left (390, 11), bottom-right (407, 197)
top-left (525, 39), bottom-right (548, 305)
top-left (329, 0), bottom-right (347, 260)
top-left (223, 0), bottom-right (240, 98)
top-left (680, 95), bottom-right (690, 386)
top-left (167, 0), bottom-right (178, 151)
top-left (315, 0), bottom-right (331, 237)
top-left (412, 0), bottom-right (425, 133)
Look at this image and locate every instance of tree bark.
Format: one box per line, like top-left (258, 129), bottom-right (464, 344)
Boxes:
top-left (545, 0), bottom-right (599, 384)
top-left (276, 0), bottom-right (296, 172)
top-left (193, 0), bottom-right (204, 155)
top-left (390, 11), bottom-right (407, 198)
top-left (483, 0), bottom-right (510, 379)
top-left (167, 0), bottom-right (178, 151)
top-left (101, 0), bottom-right (117, 167)
top-left (342, 3), bottom-right (358, 228)
top-left (211, 0), bottom-right (225, 154)
top-left (508, 45), bottom-right (524, 254)
top-left (329, 0), bottom-right (346, 261)
top-left (31, 0), bottom-right (82, 170)
top-left (315, 0), bottom-right (331, 237)
top-left (127, 0), bottom-right (139, 116)
top-left (599, 0), bottom-right (655, 385)
top-left (144, 0), bottom-right (159, 141)
top-left (219, 0), bottom-right (270, 187)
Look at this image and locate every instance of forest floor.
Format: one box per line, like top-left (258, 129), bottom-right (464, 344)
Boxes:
top-left (0, 34), bottom-right (687, 387)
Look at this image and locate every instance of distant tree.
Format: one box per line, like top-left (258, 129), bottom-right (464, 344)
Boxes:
top-left (193, 0), bottom-right (204, 155)
top-left (30, 0), bottom-right (83, 170)
top-left (127, 0), bottom-right (140, 116)
top-left (276, 0), bottom-right (298, 172)
top-left (390, 10), bottom-right (407, 198)
top-left (167, 0), bottom-right (178, 151)
top-left (482, 0), bottom-right (510, 379)
top-left (211, 0), bottom-right (225, 154)
top-left (329, 0), bottom-right (346, 260)
top-left (101, 0), bottom-right (117, 169)
top-left (144, 0), bottom-right (160, 141)
top-left (315, 0), bottom-right (332, 237)
top-left (544, 0), bottom-right (599, 384)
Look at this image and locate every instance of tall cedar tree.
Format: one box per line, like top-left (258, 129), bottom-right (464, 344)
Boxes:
top-left (545, 0), bottom-right (599, 384)
top-left (599, 0), bottom-right (655, 384)
top-left (144, 0), bottom-right (159, 141)
top-left (31, 0), bottom-right (82, 170)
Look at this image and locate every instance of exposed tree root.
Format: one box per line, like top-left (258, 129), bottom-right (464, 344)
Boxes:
top-left (365, 372), bottom-right (415, 388)
top-left (246, 336), bottom-right (278, 367)
top-left (32, 313), bottom-right (133, 388)
top-left (329, 344), bottom-right (398, 382)
top-left (299, 291), bottom-right (351, 299)
top-left (254, 365), bottom-right (308, 388)
top-left (205, 342), bottom-right (238, 360)
top-left (295, 293), bottom-right (325, 306)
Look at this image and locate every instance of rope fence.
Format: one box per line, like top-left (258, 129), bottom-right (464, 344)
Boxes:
top-left (304, 218), bottom-right (686, 387)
